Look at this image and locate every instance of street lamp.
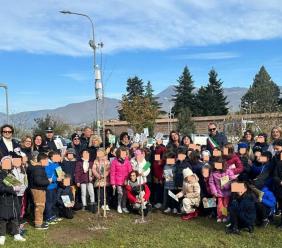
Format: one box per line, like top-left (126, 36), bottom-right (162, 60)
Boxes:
top-left (60, 10), bottom-right (101, 136)
top-left (0, 83), bottom-right (9, 123)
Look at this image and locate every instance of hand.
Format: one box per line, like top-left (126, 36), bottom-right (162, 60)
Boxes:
top-left (112, 185), bottom-right (116, 190)
top-left (13, 186), bottom-right (21, 192)
top-left (48, 178), bottom-right (52, 183)
top-left (77, 183), bottom-right (80, 188)
top-left (202, 197), bottom-right (208, 202)
top-left (57, 177), bottom-right (62, 182)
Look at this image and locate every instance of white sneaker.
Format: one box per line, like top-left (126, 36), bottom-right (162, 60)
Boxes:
top-left (222, 218), bottom-right (228, 223)
top-left (0, 236), bottom-right (5, 245)
top-left (117, 205), bottom-right (122, 213)
top-left (164, 207), bottom-right (171, 213)
top-left (101, 205), bottom-right (105, 210)
top-left (106, 205), bottom-right (110, 211)
top-left (217, 218), bottom-right (222, 223)
top-left (14, 234), bottom-right (26, 242)
top-left (172, 208), bottom-right (178, 214)
top-left (122, 208), bottom-right (129, 213)
top-left (154, 203), bottom-right (162, 209)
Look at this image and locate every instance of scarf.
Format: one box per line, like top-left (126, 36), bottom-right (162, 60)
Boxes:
top-left (82, 159), bottom-right (89, 173)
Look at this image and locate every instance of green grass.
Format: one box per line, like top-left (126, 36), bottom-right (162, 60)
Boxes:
top-left (3, 211), bottom-right (282, 248)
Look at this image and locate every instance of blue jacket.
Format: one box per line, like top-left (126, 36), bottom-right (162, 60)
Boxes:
top-left (45, 161), bottom-right (59, 190)
top-left (251, 162), bottom-right (273, 189)
top-left (261, 186), bottom-right (276, 214)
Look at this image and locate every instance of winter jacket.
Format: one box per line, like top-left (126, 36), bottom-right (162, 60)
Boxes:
top-left (250, 162), bottom-right (272, 189)
top-left (254, 142), bottom-right (269, 153)
top-left (226, 154), bottom-right (244, 175)
top-left (0, 137), bottom-right (20, 157)
top-left (130, 158), bottom-right (151, 184)
top-left (29, 165), bottom-right (50, 190)
top-left (163, 164), bottom-right (176, 190)
top-left (74, 160), bottom-right (94, 184)
top-left (110, 158), bottom-right (132, 186)
top-left (61, 158), bottom-right (76, 185)
top-left (57, 185), bottom-right (74, 207)
top-left (206, 132), bottom-right (228, 152)
top-left (126, 183), bottom-right (150, 204)
top-left (11, 167), bottom-right (28, 196)
top-left (261, 186), bottom-right (276, 214)
top-left (273, 159), bottom-right (282, 200)
top-left (0, 170), bottom-right (20, 220)
top-left (209, 169), bottom-right (236, 197)
top-left (199, 175), bottom-right (212, 198)
top-left (45, 138), bottom-right (60, 152)
top-left (237, 154), bottom-right (251, 181)
top-left (88, 146), bottom-right (99, 162)
top-left (45, 161), bottom-right (59, 190)
top-left (190, 161), bottom-right (204, 178)
top-left (67, 142), bottom-right (87, 160)
top-left (177, 174), bottom-right (201, 206)
top-left (174, 159), bottom-right (192, 188)
top-left (92, 159), bottom-right (110, 187)
top-left (152, 145), bottom-right (166, 181)
top-left (20, 147), bottom-right (32, 161)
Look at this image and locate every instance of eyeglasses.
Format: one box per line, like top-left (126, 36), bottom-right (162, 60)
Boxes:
top-left (2, 130), bottom-right (12, 134)
top-left (73, 138), bottom-right (80, 141)
top-left (25, 140), bottom-right (32, 143)
top-left (209, 128), bottom-right (216, 132)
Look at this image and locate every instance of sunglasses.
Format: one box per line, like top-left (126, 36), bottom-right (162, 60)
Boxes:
top-left (73, 138), bottom-right (80, 140)
top-left (209, 128), bottom-right (216, 132)
top-left (2, 130), bottom-right (13, 134)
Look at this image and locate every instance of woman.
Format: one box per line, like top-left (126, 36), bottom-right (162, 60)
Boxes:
top-left (20, 135), bottom-right (33, 161)
top-left (119, 132), bottom-right (131, 148)
top-left (105, 129), bottom-right (115, 149)
top-left (268, 127), bottom-right (282, 155)
top-left (32, 134), bottom-right (46, 153)
top-left (166, 130), bottom-right (180, 152)
top-left (240, 130), bottom-right (255, 149)
top-left (88, 134), bottom-right (102, 162)
top-left (68, 133), bottom-right (86, 159)
top-left (181, 135), bottom-right (193, 149)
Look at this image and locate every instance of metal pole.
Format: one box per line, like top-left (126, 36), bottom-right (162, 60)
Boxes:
top-left (0, 84), bottom-right (9, 123)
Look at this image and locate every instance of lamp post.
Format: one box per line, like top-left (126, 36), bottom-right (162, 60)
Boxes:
top-left (0, 83), bottom-right (9, 123)
top-left (60, 10), bottom-right (101, 135)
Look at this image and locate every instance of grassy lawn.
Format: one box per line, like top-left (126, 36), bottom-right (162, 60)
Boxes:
top-left (3, 210), bottom-right (282, 248)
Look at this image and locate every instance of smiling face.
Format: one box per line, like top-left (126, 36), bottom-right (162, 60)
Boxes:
top-left (24, 138), bottom-right (32, 148)
top-left (272, 128), bottom-right (281, 140)
top-left (34, 135), bottom-right (42, 146)
top-left (183, 136), bottom-right (191, 146)
top-left (208, 124), bottom-right (217, 136)
top-left (130, 172), bottom-right (137, 182)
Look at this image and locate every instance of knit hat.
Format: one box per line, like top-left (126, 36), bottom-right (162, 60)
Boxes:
top-left (183, 168), bottom-right (193, 178)
top-left (66, 148), bottom-right (76, 155)
top-left (238, 142), bottom-right (248, 150)
top-left (273, 139), bottom-right (282, 147)
top-left (253, 145), bottom-right (262, 153)
top-left (71, 133), bottom-right (80, 141)
top-left (261, 151), bottom-right (272, 161)
top-left (1, 156), bottom-right (12, 164)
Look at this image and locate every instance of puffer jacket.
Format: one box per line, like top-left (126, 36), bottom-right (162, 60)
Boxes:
top-left (131, 158), bottom-right (151, 184)
top-left (92, 159), bottom-right (110, 187)
top-left (209, 169), bottom-right (236, 197)
top-left (226, 154), bottom-right (244, 175)
top-left (178, 174), bottom-right (201, 205)
top-left (152, 145), bottom-right (166, 181)
top-left (110, 158), bottom-right (132, 186)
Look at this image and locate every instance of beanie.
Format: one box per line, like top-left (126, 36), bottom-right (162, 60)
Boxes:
top-left (183, 168), bottom-right (193, 179)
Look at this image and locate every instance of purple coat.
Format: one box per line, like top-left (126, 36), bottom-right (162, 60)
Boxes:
top-left (74, 160), bottom-right (93, 184)
top-left (209, 169), bottom-right (236, 197)
top-left (110, 158), bottom-right (132, 186)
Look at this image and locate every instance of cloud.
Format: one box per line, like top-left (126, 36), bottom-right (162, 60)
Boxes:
top-left (173, 52), bottom-right (240, 60)
top-left (0, 0), bottom-right (282, 56)
top-left (61, 72), bottom-right (90, 82)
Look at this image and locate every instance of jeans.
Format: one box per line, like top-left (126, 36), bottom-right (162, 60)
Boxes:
top-left (44, 189), bottom-right (58, 221)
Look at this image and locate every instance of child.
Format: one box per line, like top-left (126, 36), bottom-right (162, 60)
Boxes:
top-left (226, 182), bottom-right (256, 234)
top-left (0, 156), bottom-right (26, 245)
top-left (75, 149), bottom-right (95, 211)
top-left (29, 153), bottom-right (50, 230)
top-left (130, 149), bottom-right (151, 185)
top-left (56, 175), bottom-right (74, 219)
top-left (92, 148), bottom-right (110, 211)
top-left (177, 168), bottom-right (201, 220)
top-left (223, 143), bottom-right (244, 176)
top-left (209, 159), bottom-right (236, 222)
top-left (126, 170), bottom-right (151, 216)
top-left (237, 142), bottom-right (252, 181)
top-left (110, 147), bottom-right (132, 213)
top-left (163, 150), bottom-right (178, 214)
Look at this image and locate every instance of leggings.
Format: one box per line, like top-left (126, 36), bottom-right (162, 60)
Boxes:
top-left (117, 186), bottom-right (127, 208)
top-left (81, 183), bottom-right (95, 207)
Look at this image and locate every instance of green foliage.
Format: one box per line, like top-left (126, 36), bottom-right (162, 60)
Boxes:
top-left (241, 66), bottom-right (280, 113)
top-left (126, 76), bottom-right (144, 100)
top-left (172, 66), bottom-right (197, 116)
top-left (33, 114), bottom-right (71, 136)
top-left (177, 107), bottom-right (195, 136)
top-left (196, 69), bottom-right (229, 116)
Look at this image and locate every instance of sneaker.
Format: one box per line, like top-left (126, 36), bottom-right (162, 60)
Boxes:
top-left (222, 218), bottom-right (228, 223)
top-left (226, 227), bottom-right (240, 235)
top-left (172, 208), bottom-right (178, 214)
top-left (47, 220), bottom-right (58, 225)
top-left (105, 205), bottom-right (110, 211)
top-left (122, 208), bottom-right (129, 213)
top-left (117, 205), bottom-right (122, 214)
top-left (54, 217), bottom-right (63, 222)
top-left (154, 203), bottom-right (162, 209)
top-left (217, 218), bottom-right (222, 223)
top-left (164, 208), bottom-right (171, 213)
top-left (14, 234), bottom-right (26, 242)
top-left (35, 223), bottom-right (49, 230)
top-left (0, 236), bottom-right (5, 245)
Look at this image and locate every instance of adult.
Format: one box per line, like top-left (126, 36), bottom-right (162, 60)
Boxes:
top-left (67, 133), bottom-right (87, 159)
top-left (88, 134), bottom-right (102, 162)
top-left (268, 127), bottom-right (282, 156)
top-left (206, 122), bottom-right (227, 153)
top-left (0, 124), bottom-right (20, 158)
top-left (166, 130), bottom-right (180, 152)
top-left (105, 129), bottom-right (115, 149)
top-left (254, 133), bottom-right (269, 153)
top-left (119, 132), bottom-right (131, 148)
top-left (80, 126), bottom-right (93, 148)
top-left (20, 135), bottom-right (33, 161)
top-left (33, 134), bottom-right (47, 153)
top-left (181, 135), bottom-right (193, 149)
top-left (44, 127), bottom-right (59, 152)
top-left (240, 130), bottom-right (255, 149)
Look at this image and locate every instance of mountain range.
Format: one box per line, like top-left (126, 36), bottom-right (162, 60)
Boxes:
top-left (0, 86), bottom-right (270, 127)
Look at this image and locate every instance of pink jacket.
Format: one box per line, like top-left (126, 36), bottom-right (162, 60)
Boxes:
top-left (110, 158), bottom-right (132, 186)
top-left (226, 154), bottom-right (244, 175)
top-left (209, 169), bottom-right (236, 197)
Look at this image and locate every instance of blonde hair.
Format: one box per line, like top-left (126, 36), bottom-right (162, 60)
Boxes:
top-left (89, 134), bottom-right (102, 147)
top-left (271, 126), bottom-right (282, 141)
top-left (21, 135), bottom-right (33, 148)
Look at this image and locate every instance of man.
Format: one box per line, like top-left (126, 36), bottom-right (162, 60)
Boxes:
top-left (80, 126), bottom-right (92, 147)
top-left (67, 133), bottom-right (87, 159)
top-left (206, 122), bottom-right (228, 152)
top-left (44, 127), bottom-right (59, 152)
top-left (0, 124), bottom-right (20, 158)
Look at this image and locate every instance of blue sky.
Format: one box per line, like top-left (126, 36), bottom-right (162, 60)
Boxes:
top-left (0, 0), bottom-right (282, 113)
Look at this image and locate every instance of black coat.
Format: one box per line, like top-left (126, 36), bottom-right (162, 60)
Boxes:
top-left (57, 185), bottom-right (74, 207)
top-left (174, 159), bottom-right (192, 188)
top-left (61, 159), bottom-right (76, 185)
top-left (0, 138), bottom-right (20, 158)
top-left (206, 132), bottom-right (228, 152)
top-left (273, 160), bottom-right (282, 200)
top-left (28, 166), bottom-right (50, 190)
top-left (45, 138), bottom-right (59, 152)
top-left (0, 170), bottom-right (20, 220)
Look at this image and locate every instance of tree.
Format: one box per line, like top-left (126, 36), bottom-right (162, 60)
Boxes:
top-left (33, 114), bottom-right (71, 136)
top-left (145, 81), bottom-right (165, 115)
top-left (172, 66), bottom-right (197, 116)
top-left (177, 107), bottom-right (195, 136)
top-left (195, 69), bottom-right (229, 116)
top-left (241, 66), bottom-right (280, 113)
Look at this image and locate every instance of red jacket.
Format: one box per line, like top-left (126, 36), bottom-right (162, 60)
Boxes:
top-left (153, 145), bottom-right (166, 181)
top-left (226, 154), bottom-right (244, 175)
top-left (126, 183), bottom-right (151, 204)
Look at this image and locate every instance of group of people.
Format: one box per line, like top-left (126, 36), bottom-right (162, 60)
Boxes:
top-left (0, 122), bottom-right (282, 245)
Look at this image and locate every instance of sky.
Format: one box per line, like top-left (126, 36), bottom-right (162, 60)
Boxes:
top-left (0, 0), bottom-right (282, 113)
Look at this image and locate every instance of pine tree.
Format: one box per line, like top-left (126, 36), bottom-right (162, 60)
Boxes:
top-left (177, 107), bottom-right (195, 136)
top-left (195, 69), bottom-right (229, 116)
top-left (126, 76), bottom-right (144, 100)
top-left (145, 81), bottom-right (164, 114)
top-left (172, 66), bottom-right (197, 116)
top-left (241, 66), bottom-right (280, 113)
